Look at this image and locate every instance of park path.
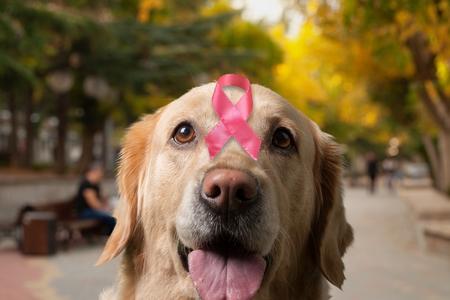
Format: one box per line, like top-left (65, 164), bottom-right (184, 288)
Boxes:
top-left (2, 186), bottom-right (449, 299)
top-left (331, 187), bottom-right (450, 300)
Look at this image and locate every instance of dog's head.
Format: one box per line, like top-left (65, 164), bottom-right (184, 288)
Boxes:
top-left (98, 83), bottom-right (353, 299)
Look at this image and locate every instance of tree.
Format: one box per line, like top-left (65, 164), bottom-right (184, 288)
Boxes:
top-left (291, 0), bottom-right (450, 193)
top-left (272, 21), bottom-right (394, 158)
top-left (0, 0), bottom-right (92, 170)
top-left (0, 0), bottom-right (283, 173)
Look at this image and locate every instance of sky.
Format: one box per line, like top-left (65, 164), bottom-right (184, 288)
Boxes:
top-left (230, 0), bottom-right (284, 23)
top-left (230, 0), bottom-right (303, 37)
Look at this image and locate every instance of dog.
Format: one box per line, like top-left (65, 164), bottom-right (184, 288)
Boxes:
top-left (97, 82), bottom-right (353, 300)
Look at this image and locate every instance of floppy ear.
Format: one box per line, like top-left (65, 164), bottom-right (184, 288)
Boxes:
top-left (312, 128), bottom-right (353, 288)
top-left (97, 111), bottom-right (162, 265)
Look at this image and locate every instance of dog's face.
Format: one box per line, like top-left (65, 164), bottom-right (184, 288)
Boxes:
top-left (98, 83), bottom-right (353, 299)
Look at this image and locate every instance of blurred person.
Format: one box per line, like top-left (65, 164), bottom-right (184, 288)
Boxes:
top-left (75, 162), bottom-right (115, 234)
top-left (383, 157), bottom-right (398, 192)
top-left (366, 152), bottom-right (379, 194)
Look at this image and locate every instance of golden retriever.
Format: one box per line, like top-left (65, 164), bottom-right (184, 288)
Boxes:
top-left (97, 82), bottom-right (353, 300)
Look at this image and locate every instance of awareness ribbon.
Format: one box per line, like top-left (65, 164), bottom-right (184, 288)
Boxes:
top-left (205, 74), bottom-right (261, 160)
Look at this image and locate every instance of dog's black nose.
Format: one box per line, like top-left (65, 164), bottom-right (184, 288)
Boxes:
top-left (201, 168), bottom-right (258, 214)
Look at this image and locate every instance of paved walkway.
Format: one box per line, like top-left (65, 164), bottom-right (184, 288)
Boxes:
top-left (0, 240), bottom-right (118, 300)
top-left (1, 187), bottom-right (449, 299)
top-left (331, 187), bottom-right (450, 300)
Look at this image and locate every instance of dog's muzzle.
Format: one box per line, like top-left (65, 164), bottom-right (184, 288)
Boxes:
top-left (176, 168), bottom-right (270, 300)
top-left (199, 168), bottom-right (260, 216)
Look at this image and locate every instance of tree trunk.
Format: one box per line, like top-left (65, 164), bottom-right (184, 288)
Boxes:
top-left (419, 83), bottom-right (450, 193)
top-left (55, 93), bottom-right (69, 174)
top-left (405, 32), bottom-right (450, 193)
top-left (418, 85), bottom-right (450, 193)
top-left (7, 91), bottom-right (19, 168)
top-left (102, 118), bottom-right (114, 174)
top-left (24, 88), bottom-right (34, 168)
top-left (438, 130), bottom-right (450, 194)
top-left (422, 134), bottom-right (440, 188)
top-left (78, 128), bottom-right (96, 174)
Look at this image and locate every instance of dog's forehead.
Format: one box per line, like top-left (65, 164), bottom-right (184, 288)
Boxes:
top-left (161, 82), bottom-right (310, 130)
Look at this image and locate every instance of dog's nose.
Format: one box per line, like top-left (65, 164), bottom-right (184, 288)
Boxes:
top-left (201, 168), bottom-right (258, 213)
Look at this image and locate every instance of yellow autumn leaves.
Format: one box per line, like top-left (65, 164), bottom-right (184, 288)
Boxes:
top-left (138, 0), bottom-right (163, 22)
top-left (272, 21), bottom-right (382, 131)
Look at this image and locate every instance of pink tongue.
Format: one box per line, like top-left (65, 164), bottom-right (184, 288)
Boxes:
top-left (188, 250), bottom-right (266, 300)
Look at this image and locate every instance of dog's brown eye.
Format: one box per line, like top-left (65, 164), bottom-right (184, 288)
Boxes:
top-left (173, 123), bottom-right (196, 144)
top-left (272, 127), bottom-right (294, 149)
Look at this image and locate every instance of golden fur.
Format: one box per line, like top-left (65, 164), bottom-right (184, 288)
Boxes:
top-left (98, 83), bottom-right (353, 300)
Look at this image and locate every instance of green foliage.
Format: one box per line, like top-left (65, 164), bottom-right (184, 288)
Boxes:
top-left (0, 0), bottom-right (284, 170)
top-left (368, 78), bottom-right (418, 125)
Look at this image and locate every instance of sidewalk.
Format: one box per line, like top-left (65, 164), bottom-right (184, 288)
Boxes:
top-left (0, 240), bottom-right (119, 300)
top-left (331, 187), bottom-right (450, 300)
top-left (0, 245), bottom-right (59, 300)
top-left (1, 187), bottom-right (449, 299)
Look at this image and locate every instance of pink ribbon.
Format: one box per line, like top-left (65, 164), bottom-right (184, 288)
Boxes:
top-left (205, 74), bottom-right (261, 160)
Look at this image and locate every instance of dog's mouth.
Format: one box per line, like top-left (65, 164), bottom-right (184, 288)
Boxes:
top-left (177, 235), bottom-right (270, 300)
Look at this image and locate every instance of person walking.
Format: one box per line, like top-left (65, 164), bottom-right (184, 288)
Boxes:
top-left (366, 152), bottom-right (379, 194)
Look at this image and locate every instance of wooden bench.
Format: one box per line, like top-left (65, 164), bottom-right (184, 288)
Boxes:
top-left (16, 199), bottom-right (102, 250)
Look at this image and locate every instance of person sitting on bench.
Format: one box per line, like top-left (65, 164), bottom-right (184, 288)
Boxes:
top-left (75, 163), bottom-right (116, 235)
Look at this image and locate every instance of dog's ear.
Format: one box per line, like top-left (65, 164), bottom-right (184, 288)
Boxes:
top-left (312, 126), bottom-right (353, 288)
top-left (97, 111), bottom-right (162, 265)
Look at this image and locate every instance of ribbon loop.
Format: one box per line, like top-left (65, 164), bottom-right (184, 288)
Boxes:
top-left (205, 74), bottom-right (261, 160)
